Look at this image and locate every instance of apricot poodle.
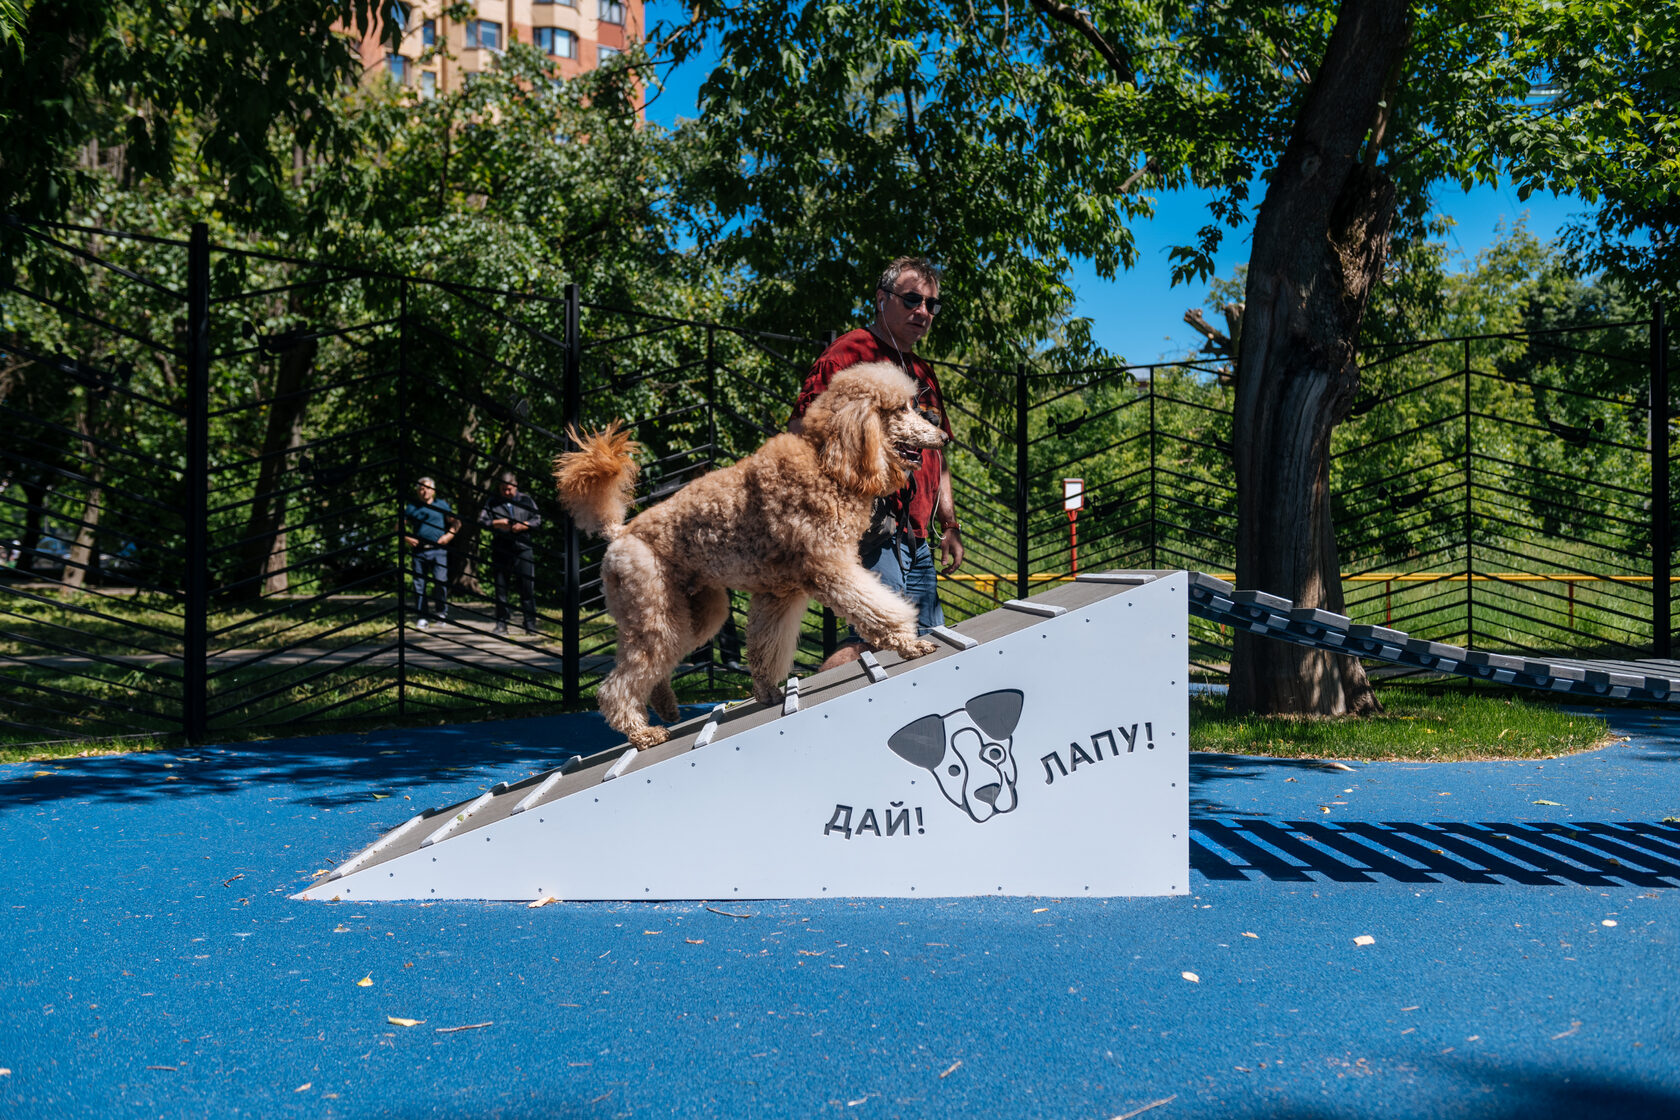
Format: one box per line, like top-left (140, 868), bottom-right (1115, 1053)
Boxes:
top-left (555, 361), bottom-right (947, 749)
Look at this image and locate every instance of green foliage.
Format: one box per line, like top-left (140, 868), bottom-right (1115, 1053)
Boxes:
top-left (0, 1), bottom-right (398, 228)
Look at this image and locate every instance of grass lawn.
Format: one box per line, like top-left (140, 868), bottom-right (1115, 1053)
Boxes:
top-left (1190, 686), bottom-right (1615, 762)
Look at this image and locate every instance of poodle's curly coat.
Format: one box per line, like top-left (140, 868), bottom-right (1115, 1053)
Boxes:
top-left (555, 361), bottom-right (947, 749)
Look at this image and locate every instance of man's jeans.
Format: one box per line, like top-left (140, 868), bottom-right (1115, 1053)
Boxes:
top-left (849, 530), bottom-right (944, 639)
top-left (411, 546), bottom-right (448, 619)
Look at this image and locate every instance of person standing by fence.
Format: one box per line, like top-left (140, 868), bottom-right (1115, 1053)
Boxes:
top-left (401, 476), bottom-right (459, 630)
top-left (480, 471), bottom-right (543, 636)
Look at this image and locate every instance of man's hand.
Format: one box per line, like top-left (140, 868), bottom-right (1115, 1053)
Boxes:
top-left (939, 526), bottom-right (964, 574)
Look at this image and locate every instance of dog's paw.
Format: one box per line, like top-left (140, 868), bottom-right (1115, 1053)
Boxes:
top-left (896, 636), bottom-right (939, 660)
top-left (629, 726), bottom-right (670, 751)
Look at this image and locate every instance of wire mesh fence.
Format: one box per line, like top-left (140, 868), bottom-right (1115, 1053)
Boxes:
top-left (1, 218), bottom-right (1672, 746)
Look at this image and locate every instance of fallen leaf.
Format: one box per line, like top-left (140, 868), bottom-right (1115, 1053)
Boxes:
top-left (333, 925), bottom-right (350, 933)
top-left (1601, 920), bottom-right (1618, 927)
top-left (798, 949), bottom-right (824, 957)
top-left (939, 1059), bottom-right (962, 1078)
top-left (387, 1016), bottom-right (425, 1027)
top-left (642, 930), bottom-right (661, 935)
top-left (527, 896), bottom-right (559, 909)
top-left (1242, 932), bottom-right (1258, 939)
top-left (435, 1021), bottom-right (493, 1033)
top-left (1032, 907), bottom-right (1049, 913)
top-left (371, 794), bottom-right (390, 800)
top-left (0, 1068), bottom-right (10, 1076)
top-left (685, 938), bottom-right (704, 945)
top-left (1327, 762), bottom-right (1355, 771)
top-left (295, 1082), bottom-right (313, 1093)
top-left (145, 1066), bottom-right (177, 1072)
top-left (1112, 1094), bottom-right (1179, 1119)
top-left (1532, 800), bottom-right (1562, 806)
top-left (1354, 935), bottom-right (1376, 947)
top-left (1552, 1021), bottom-right (1581, 1040)
top-left (1181, 971), bottom-right (1199, 983)
top-left (356, 975), bottom-right (373, 987)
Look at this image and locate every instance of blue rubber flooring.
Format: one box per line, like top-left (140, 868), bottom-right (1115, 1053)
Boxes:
top-left (2, 706), bottom-right (1678, 1119)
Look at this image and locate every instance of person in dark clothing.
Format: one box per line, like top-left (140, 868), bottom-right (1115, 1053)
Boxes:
top-left (401, 476), bottom-right (459, 629)
top-left (479, 472), bottom-right (543, 635)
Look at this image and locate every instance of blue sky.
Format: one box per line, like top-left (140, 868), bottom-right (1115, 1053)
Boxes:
top-left (640, 5), bottom-right (1593, 364)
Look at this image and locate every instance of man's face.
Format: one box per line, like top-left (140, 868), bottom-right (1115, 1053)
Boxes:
top-left (500, 480), bottom-right (518, 499)
top-left (416, 482), bottom-right (436, 504)
top-left (875, 269), bottom-right (939, 350)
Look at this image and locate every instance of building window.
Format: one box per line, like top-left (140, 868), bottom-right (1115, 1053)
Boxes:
top-left (465, 19), bottom-right (502, 50)
top-left (599, 0), bottom-right (624, 25)
top-left (387, 1), bottom-right (409, 32)
top-left (386, 53), bottom-right (409, 84)
top-left (422, 18), bottom-right (435, 47)
top-left (597, 44), bottom-right (620, 64)
top-left (419, 70), bottom-right (437, 99)
top-left (534, 27), bottom-right (577, 59)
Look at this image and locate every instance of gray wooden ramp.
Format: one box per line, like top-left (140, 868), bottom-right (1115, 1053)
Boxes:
top-left (1187, 571), bottom-right (1680, 703)
top-left (294, 572), bottom-right (1190, 903)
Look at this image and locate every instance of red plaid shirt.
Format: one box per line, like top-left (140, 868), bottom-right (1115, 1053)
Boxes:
top-left (790, 328), bottom-right (952, 537)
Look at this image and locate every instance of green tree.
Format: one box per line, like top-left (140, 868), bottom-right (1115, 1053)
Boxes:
top-left (0, 0), bottom-right (396, 227)
top-left (670, 0), bottom-right (1677, 714)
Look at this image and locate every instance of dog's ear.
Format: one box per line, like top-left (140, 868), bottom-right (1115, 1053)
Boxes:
top-left (888, 714), bottom-right (946, 769)
top-left (965, 690), bottom-right (1024, 739)
top-left (820, 394), bottom-right (897, 496)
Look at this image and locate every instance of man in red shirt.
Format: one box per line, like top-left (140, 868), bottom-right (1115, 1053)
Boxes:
top-left (790, 256), bottom-right (964, 670)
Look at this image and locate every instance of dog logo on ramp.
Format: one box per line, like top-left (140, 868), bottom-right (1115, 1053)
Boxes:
top-left (887, 690), bottom-right (1024, 823)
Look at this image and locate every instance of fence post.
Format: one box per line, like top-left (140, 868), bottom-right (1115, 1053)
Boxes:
top-left (820, 330), bottom-right (841, 656)
top-left (182, 222), bottom-right (211, 743)
top-left (1463, 338), bottom-right (1474, 651)
top-left (1015, 362), bottom-right (1030, 600)
top-left (1654, 303), bottom-right (1671, 658)
top-left (1148, 370), bottom-right (1158, 570)
top-left (396, 278), bottom-right (410, 716)
top-left (562, 283), bottom-right (582, 707)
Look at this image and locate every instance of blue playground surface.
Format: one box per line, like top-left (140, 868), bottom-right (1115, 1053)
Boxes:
top-left (3, 705), bottom-right (1677, 1119)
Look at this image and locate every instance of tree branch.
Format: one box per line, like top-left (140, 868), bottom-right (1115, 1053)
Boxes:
top-left (1027, 0), bottom-right (1136, 85)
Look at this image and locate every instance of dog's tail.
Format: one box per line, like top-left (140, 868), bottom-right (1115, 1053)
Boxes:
top-left (554, 422), bottom-right (639, 541)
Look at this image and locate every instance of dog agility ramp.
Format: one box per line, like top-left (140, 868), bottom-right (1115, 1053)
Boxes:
top-left (1186, 572), bottom-right (1680, 703)
top-left (295, 572), bottom-right (1190, 902)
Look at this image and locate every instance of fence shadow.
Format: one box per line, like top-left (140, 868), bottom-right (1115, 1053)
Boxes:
top-left (1191, 815), bottom-right (1680, 887)
top-left (1, 706), bottom-right (639, 810)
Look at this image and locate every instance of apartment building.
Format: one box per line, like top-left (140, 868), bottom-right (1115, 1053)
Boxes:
top-left (365, 1), bottom-right (644, 99)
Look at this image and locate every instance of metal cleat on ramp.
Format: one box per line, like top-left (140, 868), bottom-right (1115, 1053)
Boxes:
top-left (294, 572), bottom-right (1191, 903)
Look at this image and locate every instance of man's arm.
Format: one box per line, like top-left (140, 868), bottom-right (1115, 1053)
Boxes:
top-left (936, 460), bottom-right (963, 574)
top-left (517, 495), bottom-right (543, 531)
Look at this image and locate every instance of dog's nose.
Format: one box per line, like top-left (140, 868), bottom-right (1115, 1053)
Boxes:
top-left (972, 783), bottom-right (1001, 807)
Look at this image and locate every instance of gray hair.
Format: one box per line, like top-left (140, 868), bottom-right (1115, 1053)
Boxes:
top-left (416, 476), bottom-right (436, 489)
top-left (877, 256), bottom-right (942, 295)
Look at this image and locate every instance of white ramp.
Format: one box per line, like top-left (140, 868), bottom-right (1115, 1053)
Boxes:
top-left (294, 572), bottom-right (1189, 901)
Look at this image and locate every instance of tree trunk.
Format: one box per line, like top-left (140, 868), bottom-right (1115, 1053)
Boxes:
top-left (1227, 0), bottom-right (1410, 717)
top-left (230, 332), bottom-right (317, 601)
top-left (60, 392), bottom-right (106, 590)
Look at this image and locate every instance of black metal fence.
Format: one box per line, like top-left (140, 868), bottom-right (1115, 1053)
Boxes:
top-left (2, 219), bottom-right (1673, 747)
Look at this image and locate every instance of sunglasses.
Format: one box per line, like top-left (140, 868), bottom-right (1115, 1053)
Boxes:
top-left (879, 286), bottom-right (944, 317)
